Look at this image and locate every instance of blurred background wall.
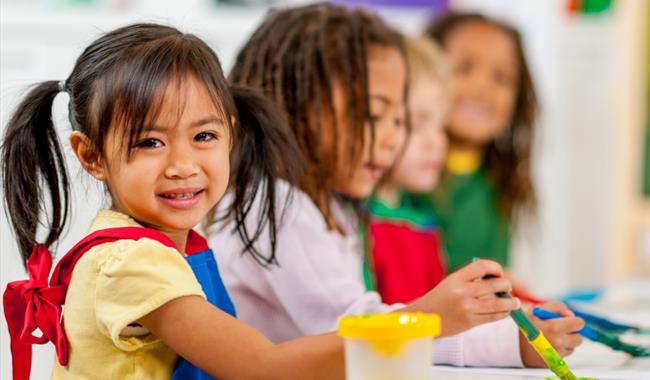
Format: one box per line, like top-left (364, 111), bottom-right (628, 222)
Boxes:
top-left (1, 0), bottom-right (648, 377)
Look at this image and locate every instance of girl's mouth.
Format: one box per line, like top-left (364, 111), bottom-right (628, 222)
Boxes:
top-left (455, 100), bottom-right (491, 120)
top-left (422, 160), bottom-right (442, 172)
top-left (363, 163), bottom-right (386, 180)
top-left (157, 189), bottom-right (204, 209)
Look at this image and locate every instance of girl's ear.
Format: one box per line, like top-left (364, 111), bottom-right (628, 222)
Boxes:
top-left (69, 131), bottom-right (107, 181)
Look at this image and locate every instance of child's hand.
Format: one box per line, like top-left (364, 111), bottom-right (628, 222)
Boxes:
top-left (520, 301), bottom-right (585, 367)
top-left (403, 259), bottom-right (520, 337)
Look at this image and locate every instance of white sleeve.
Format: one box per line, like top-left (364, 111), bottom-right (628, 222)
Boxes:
top-left (434, 318), bottom-right (523, 367)
top-left (262, 194), bottom-right (403, 335)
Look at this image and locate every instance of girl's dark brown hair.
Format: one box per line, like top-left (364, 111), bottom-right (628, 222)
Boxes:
top-left (1, 23), bottom-right (302, 267)
top-left (425, 12), bottom-right (538, 218)
top-left (230, 2), bottom-right (406, 229)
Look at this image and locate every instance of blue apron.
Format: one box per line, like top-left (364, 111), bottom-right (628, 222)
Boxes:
top-left (172, 246), bottom-right (236, 380)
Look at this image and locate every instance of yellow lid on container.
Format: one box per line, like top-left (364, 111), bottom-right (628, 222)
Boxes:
top-left (338, 313), bottom-right (440, 341)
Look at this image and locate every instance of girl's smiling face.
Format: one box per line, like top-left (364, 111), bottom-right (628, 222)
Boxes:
top-left (89, 75), bottom-right (231, 238)
top-left (444, 21), bottom-right (519, 146)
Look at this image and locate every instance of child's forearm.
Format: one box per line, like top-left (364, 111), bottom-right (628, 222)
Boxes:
top-left (261, 332), bottom-right (345, 380)
top-left (139, 295), bottom-right (344, 380)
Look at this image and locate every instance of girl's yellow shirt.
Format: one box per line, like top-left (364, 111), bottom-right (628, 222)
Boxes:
top-left (51, 209), bottom-right (205, 379)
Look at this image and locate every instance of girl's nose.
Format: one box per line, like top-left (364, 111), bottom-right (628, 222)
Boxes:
top-left (165, 148), bottom-right (199, 179)
top-left (423, 126), bottom-right (445, 149)
top-left (470, 68), bottom-right (493, 96)
top-left (378, 127), bottom-right (399, 153)
top-left (427, 129), bottom-right (448, 157)
top-left (382, 116), bottom-right (406, 152)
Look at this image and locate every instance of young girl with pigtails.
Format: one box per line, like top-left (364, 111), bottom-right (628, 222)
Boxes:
top-left (2, 22), bottom-right (350, 380)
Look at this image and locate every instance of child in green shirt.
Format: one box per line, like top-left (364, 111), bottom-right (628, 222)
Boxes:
top-left (425, 12), bottom-right (539, 272)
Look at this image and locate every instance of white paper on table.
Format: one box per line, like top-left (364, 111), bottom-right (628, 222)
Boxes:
top-left (431, 365), bottom-right (650, 380)
top-left (431, 341), bottom-right (650, 380)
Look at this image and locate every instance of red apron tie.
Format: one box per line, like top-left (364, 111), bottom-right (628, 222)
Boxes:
top-left (2, 227), bottom-right (180, 380)
top-left (4, 245), bottom-right (68, 380)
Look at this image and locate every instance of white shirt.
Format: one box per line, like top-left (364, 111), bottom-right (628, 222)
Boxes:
top-left (207, 180), bottom-right (523, 367)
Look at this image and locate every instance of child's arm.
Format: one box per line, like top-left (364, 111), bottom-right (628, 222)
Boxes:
top-left (139, 295), bottom-right (344, 380)
top-left (400, 259), bottom-right (521, 337)
top-left (210, 190), bottom-right (404, 339)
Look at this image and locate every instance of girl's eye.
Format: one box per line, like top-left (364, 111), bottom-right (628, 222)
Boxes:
top-left (136, 138), bottom-right (164, 149)
top-left (394, 117), bottom-right (405, 129)
top-left (411, 117), bottom-right (426, 131)
top-left (195, 131), bottom-right (218, 142)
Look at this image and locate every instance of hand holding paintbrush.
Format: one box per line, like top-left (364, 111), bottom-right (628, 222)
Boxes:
top-left (478, 266), bottom-right (585, 379)
top-left (403, 259), bottom-right (521, 337)
top-left (533, 307), bottom-right (650, 357)
top-left (519, 302), bottom-right (585, 368)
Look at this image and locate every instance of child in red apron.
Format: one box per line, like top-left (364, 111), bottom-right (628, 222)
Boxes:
top-left (366, 37), bottom-right (452, 304)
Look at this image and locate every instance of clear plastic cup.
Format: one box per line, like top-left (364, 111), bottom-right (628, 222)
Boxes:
top-left (338, 313), bottom-right (440, 380)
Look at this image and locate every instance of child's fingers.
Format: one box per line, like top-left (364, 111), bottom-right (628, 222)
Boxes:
top-left (560, 316), bottom-right (585, 333)
top-left (475, 311), bottom-right (511, 324)
top-left (554, 334), bottom-right (583, 357)
top-left (475, 297), bottom-right (521, 315)
top-left (564, 333), bottom-right (584, 348)
top-left (538, 301), bottom-right (574, 317)
top-left (472, 277), bottom-right (512, 298)
top-left (456, 259), bottom-right (504, 281)
top-left (542, 317), bottom-right (585, 335)
top-left (557, 347), bottom-right (576, 357)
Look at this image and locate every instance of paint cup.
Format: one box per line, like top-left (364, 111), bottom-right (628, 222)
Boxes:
top-left (338, 313), bottom-right (440, 380)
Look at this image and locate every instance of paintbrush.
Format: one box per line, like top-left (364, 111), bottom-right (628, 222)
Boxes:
top-left (478, 270), bottom-right (578, 380)
top-left (569, 308), bottom-right (650, 336)
top-left (533, 308), bottom-right (650, 357)
top-left (496, 292), bottom-right (578, 380)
